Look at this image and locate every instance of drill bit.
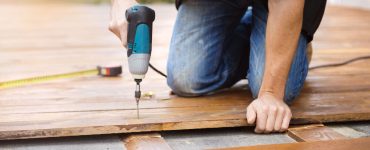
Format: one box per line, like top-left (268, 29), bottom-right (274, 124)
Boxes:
top-left (135, 80), bottom-right (141, 119)
top-left (135, 97), bottom-right (140, 119)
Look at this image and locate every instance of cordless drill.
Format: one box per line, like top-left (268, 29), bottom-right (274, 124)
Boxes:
top-left (126, 5), bottom-right (155, 118)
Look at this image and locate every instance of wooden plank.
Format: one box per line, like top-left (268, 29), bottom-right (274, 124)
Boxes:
top-left (0, 59), bottom-right (370, 140)
top-left (287, 124), bottom-right (348, 142)
top-left (215, 137), bottom-right (370, 150)
top-left (0, 3), bottom-right (370, 140)
top-left (0, 77), bottom-right (369, 139)
top-left (121, 133), bottom-right (172, 150)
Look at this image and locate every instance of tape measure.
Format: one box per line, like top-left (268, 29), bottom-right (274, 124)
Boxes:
top-left (0, 66), bottom-right (122, 89)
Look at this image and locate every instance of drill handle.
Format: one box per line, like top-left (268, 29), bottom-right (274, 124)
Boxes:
top-left (126, 5), bottom-right (155, 57)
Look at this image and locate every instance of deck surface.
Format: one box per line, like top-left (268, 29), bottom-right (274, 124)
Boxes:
top-left (218, 137), bottom-right (370, 150)
top-left (0, 3), bottom-right (370, 140)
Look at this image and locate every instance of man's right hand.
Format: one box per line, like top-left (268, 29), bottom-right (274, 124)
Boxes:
top-left (109, 0), bottom-right (137, 47)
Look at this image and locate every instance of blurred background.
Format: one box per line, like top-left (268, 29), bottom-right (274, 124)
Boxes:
top-left (1, 0), bottom-right (369, 82)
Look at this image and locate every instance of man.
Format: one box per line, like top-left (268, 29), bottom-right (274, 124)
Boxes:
top-left (109, 0), bottom-right (326, 133)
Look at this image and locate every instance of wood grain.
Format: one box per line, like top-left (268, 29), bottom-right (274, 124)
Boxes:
top-left (122, 133), bottom-right (172, 150)
top-left (287, 124), bottom-right (348, 142)
top-left (215, 137), bottom-right (370, 150)
top-left (0, 77), bottom-right (369, 139)
top-left (0, 3), bottom-right (370, 140)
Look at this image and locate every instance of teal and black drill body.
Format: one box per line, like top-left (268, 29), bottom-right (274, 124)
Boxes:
top-left (126, 5), bottom-right (155, 110)
top-left (126, 5), bottom-right (155, 82)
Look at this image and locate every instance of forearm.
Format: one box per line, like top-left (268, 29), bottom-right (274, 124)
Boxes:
top-left (259, 0), bottom-right (304, 100)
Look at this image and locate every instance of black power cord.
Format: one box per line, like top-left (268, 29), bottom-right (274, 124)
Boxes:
top-left (309, 55), bottom-right (370, 70)
top-left (149, 55), bottom-right (370, 78)
top-left (149, 63), bottom-right (167, 78)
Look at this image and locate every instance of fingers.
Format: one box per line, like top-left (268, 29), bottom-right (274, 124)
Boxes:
top-left (274, 106), bottom-right (285, 132)
top-left (109, 22), bottom-right (121, 39)
top-left (246, 104), bottom-right (257, 124)
top-left (109, 21), bottom-right (128, 47)
top-left (119, 26), bottom-right (128, 47)
top-left (251, 94), bottom-right (293, 134)
top-left (280, 109), bottom-right (292, 132)
top-left (255, 105), bottom-right (268, 133)
top-left (264, 106), bottom-right (277, 133)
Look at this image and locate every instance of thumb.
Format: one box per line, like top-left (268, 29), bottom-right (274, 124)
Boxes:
top-left (246, 104), bottom-right (257, 124)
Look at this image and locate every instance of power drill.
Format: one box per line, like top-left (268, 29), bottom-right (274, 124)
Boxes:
top-left (126, 5), bottom-right (155, 119)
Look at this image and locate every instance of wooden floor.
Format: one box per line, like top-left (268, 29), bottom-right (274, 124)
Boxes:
top-left (218, 137), bottom-right (370, 150)
top-left (0, 3), bottom-right (369, 140)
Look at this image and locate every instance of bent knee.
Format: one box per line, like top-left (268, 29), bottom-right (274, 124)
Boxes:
top-left (167, 79), bottom-right (205, 97)
top-left (247, 64), bottom-right (264, 100)
top-left (284, 72), bottom-right (308, 104)
top-left (247, 70), bottom-right (307, 104)
top-left (167, 75), bottom-right (204, 97)
top-left (284, 88), bottom-right (303, 105)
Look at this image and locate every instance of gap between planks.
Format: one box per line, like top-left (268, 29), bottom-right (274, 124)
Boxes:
top-left (121, 133), bottom-right (172, 150)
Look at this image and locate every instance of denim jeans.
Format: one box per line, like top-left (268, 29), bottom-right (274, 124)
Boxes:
top-left (167, 0), bottom-right (309, 104)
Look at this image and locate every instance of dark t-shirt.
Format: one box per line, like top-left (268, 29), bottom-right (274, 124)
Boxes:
top-left (175, 0), bottom-right (327, 42)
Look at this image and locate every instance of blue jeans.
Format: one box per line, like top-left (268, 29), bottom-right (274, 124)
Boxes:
top-left (167, 0), bottom-right (309, 104)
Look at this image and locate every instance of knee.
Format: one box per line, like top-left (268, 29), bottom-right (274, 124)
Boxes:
top-left (247, 64), bottom-right (308, 104)
top-left (167, 67), bottom-right (204, 97)
top-left (167, 77), bottom-right (206, 97)
top-left (284, 66), bottom-right (309, 104)
top-left (284, 36), bottom-right (309, 104)
top-left (247, 66), bottom-right (263, 99)
top-left (248, 71), bottom-right (306, 105)
top-left (284, 87), bottom-right (302, 105)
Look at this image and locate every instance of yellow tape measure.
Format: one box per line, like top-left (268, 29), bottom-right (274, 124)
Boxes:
top-left (0, 66), bottom-right (122, 89)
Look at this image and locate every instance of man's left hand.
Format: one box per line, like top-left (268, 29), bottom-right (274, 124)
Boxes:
top-left (246, 93), bottom-right (292, 133)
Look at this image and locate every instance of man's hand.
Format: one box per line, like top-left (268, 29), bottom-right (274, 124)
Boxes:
top-left (245, 0), bottom-right (304, 134)
top-left (246, 93), bottom-right (292, 133)
top-left (109, 0), bottom-right (137, 47)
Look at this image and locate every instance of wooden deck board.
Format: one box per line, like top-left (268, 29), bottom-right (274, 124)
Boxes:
top-left (121, 133), bottom-right (172, 150)
top-left (0, 3), bottom-right (369, 140)
top-left (0, 72), bottom-right (369, 139)
top-left (216, 137), bottom-right (370, 150)
top-left (287, 124), bottom-right (348, 142)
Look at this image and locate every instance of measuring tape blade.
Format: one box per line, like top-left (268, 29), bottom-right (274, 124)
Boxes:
top-left (0, 66), bottom-right (122, 89)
